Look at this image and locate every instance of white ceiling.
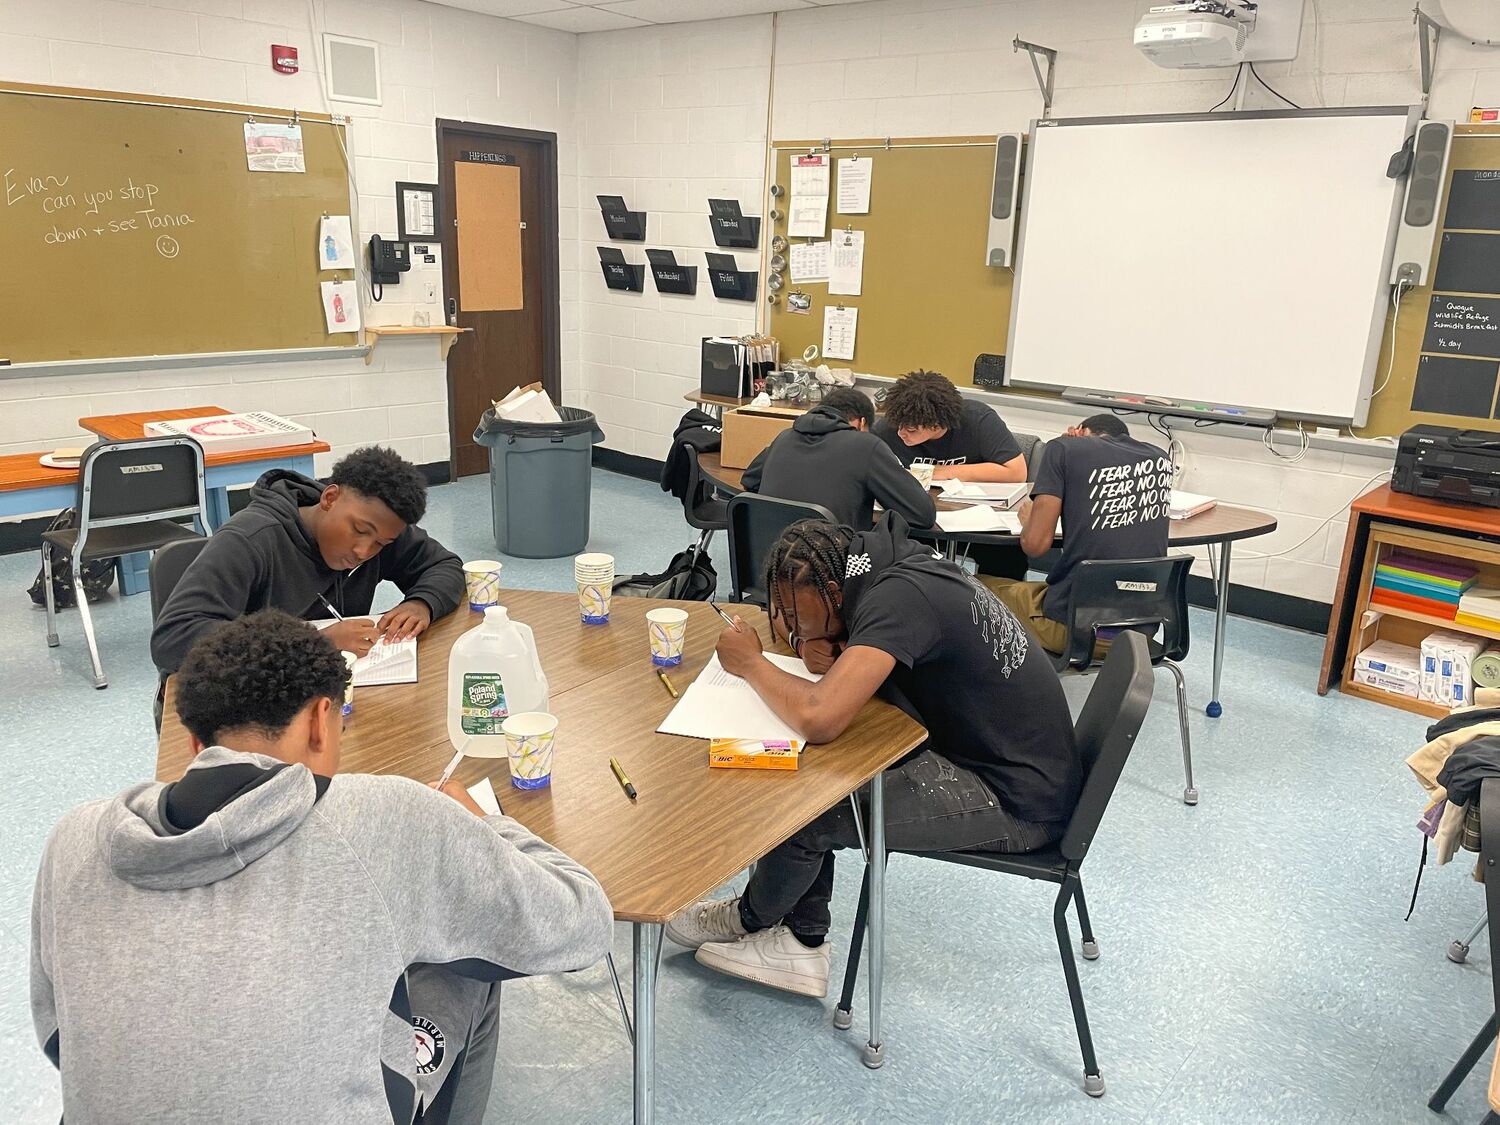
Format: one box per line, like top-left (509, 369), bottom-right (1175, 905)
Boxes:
top-left (427, 0), bottom-right (876, 34)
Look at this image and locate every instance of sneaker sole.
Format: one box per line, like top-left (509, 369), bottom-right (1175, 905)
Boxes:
top-left (695, 944), bottom-right (830, 998)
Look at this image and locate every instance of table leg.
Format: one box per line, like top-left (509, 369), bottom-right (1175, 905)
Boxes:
top-left (117, 551), bottom-right (152, 596)
top-left (205, 485), bottom-right (232, 531)
top-left (864, 778), bottom-right (886, 1069)
top-left (633, 922), bottom-right (659, 1125)
top-left (1207, 542), bottom-right (1231, 719)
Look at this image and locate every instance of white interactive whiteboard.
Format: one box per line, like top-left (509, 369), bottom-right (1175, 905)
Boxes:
top-left (1006, 108), bottom-right (1418, 426)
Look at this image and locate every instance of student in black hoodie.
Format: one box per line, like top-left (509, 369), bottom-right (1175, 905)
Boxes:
top-left (151, 446), bottom-right (464, 676)
top-left (740, 388), bottom-right (935, 531)
top-left (664, 515), bottom-right (1078, 997)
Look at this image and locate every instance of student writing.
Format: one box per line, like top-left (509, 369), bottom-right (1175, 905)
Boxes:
top-left (874, 369), bottom-right (1027, 483)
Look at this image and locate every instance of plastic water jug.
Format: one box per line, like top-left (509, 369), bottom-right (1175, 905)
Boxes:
top-left (446, 606), bottom-right (550, 756)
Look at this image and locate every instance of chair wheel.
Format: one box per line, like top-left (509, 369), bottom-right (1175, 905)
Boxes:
top-left (1183, 787), bottom-right (1200, 806)
top-left (1082, 940), bottom-right (1100, 961)
top-left (832, 1008), bottom-right (853, 1031)
top-left (862, 1042), bottom-right (885, 1069)
top-left (1084, 1072), bottom-right (1105, 1098)
top-left (1448, 940), bottom-right (1470, 964)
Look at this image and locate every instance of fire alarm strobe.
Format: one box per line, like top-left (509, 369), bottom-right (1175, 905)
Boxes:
top-left (271, 44), bottom-right (299, 74)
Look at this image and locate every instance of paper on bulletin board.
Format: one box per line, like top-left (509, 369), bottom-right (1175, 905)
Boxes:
top-left (320, 279), bottom-right (360, 333)
top-left (837, 158), bottom-right (872, 214)
top-left (244, 122), bottom-right (305, 173)
top-left (790, 240), bottom-right (831, 282)
top-left (822, 305), bottom-right (858, 360)
top-left (789, 154), bottom-right (830, 238)
top-left (318, 215), bottom-right (355, 270)
top-left (829, 230), bottom-right (865, 296)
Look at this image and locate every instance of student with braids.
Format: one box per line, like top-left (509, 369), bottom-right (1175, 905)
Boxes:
top-left (665, 515), bottom-right (1079, 997)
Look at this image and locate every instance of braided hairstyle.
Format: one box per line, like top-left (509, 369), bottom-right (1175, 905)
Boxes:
top-left (763, 520), bottom-right (855, 646)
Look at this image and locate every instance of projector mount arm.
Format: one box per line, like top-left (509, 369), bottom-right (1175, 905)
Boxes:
top-left (1012, 36), bottom-right (1057, 120)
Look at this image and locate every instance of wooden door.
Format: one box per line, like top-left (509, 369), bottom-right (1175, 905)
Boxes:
top-left (438, 122), bottom-right (561, 478)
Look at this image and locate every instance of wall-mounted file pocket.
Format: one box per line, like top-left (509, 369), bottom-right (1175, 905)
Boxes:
top-left (598, 246), bottom-right (645, 292)
top-left (706, 252), bottom-right (758, 302)
top-left (646, 249), bottom-right (698, 295)
top-left (708, 198), bottom-right (761, 248)
top-left (597, 194), bottom-right (646, 241)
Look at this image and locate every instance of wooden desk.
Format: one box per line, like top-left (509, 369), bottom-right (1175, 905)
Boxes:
top-left (683, 390), bottom-right (754, 418)
top-left (157, 590), bottom-right (925, 1124)
top-left (73, 405), bottom-right (330, 595)
top-left (1319, 483), bottom-right (1500, 704)
top-left (697, 449), bottom-right (1277, 718)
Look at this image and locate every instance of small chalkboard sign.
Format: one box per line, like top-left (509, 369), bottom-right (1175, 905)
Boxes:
top-left (1434, 231), bottom-right (1500, 295)
top-left (1444, 170), bottom-right (1500, 232)
top-left (1411, 353), bottom-right (1500, 418)
top-left (1423, 295), bottom-right (1500, 359)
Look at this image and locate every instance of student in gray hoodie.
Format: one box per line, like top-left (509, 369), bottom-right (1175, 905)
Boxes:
top-left (33, 610), bottom-right (614, 1125)
top-left (740, 387), bottom-right (936, 532)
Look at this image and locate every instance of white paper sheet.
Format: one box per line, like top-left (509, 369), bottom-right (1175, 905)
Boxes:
top-left (244, 122), bottom-right (305, 173)
top-left (829, 229), bottom-right (865, 296)
top-left (789, 240), bottom-right (831, 282)
top-left (936, 507), bottom-right (1017, 534)
top-left (318, 215), bottom-right (355, 270)
top-left (401, 185), bottom-right (437, 238)
top-left (821, 305), bottom-right (858, 361)
top-left (837, 157), bottom-right (872, 214)
top-left (353, 636), bottom-right (417, 686)
top-left (656, 653), bottom-right (822, 741)
top-left (320, 279), bottom-right (360, 333)
top-left (789, 154), bottom-right (830, 238)
top-left (467, 776), bottom-right (503, 815)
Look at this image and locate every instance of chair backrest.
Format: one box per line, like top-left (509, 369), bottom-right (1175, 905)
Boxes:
top-left (76, 436), bottom-right (207, 529)
top-left (726, 492), bottom-right (837, 605)
top-left (1480, 778), bottom-right (1500, 1018)
top-left (1059, 630), bottom-right (1155, 864)
top-left (680, 444), bottom-right (723, 529)
top-left (149, 537), bottom-right (209, 622)
top-left (1014, 432), bottom-right (1045, 482)
top-left (1059, 555), bottom-right (1192, 670)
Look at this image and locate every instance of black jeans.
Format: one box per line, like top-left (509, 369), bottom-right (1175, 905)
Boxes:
top-left (740, 750), bottom-right (1066, 938)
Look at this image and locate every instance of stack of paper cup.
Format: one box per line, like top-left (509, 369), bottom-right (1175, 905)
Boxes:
top-left (463, 559), bottom-right (504, 610)
top-left (575, 553), bottom-right (615, 624)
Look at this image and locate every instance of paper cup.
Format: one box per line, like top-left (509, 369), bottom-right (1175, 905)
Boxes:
top-left (502, 712), bottom-right (557, 789)
top-left (578, 581), bottom-right (612, 624)
top-left (574, 552), bottom-right (615, 580)
top-left (909, 462), bottom-right (935, 489)
top-left (341, 652), bottom-right (357, 717)
top-left (647, 607), bottom-right (689, 666)
top-left (463, 559), bottom-right (504, 610)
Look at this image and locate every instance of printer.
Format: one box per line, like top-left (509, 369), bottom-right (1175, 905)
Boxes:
top-left (1392, 425), bottom-right (1500, 508)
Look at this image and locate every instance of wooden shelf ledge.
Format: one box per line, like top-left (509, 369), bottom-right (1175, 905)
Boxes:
top-left (364, 325), bottom-right (471, 365)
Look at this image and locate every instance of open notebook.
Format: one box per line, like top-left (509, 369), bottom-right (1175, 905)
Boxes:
top-left (312, 620), bottom-right (418, 686)
top-left (657, 653), bottom-right (822, 742)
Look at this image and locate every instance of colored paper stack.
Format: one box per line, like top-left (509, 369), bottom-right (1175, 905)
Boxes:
top-left (1370, 551), bottom-right (1479, 622)
top-left (1458, 586), bottom-right (1500, 631)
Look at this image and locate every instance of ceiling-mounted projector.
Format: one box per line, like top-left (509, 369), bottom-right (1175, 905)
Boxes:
top-left (1135, 1), bottom-right (1258, 68)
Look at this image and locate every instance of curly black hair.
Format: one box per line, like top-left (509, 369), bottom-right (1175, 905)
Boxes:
top-left (176, 610), bottom-right (348, 745)
top-left (820, 387), bottom-right (875, 429)
top-left (880, 370), bottom-right (964, 433)
top-left (329, 446), bottom-right (428, 524)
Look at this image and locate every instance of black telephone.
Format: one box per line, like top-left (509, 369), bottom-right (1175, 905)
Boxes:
top-left (369, 235), bottom-right (410, 300)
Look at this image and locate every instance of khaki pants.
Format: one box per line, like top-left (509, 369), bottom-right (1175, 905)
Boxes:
top-left (981, 577), bottom-right (1068, 655)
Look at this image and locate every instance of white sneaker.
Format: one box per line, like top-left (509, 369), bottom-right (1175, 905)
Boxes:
top-left (665, 896), bottom-right (747, 949)
top-left (695, 925), bottom-right (832, 998)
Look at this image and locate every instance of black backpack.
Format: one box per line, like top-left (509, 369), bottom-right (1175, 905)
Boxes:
top-left (613, 545), bottom-right (718, 602)
top-left (26, 508), bottom-right (118, 609)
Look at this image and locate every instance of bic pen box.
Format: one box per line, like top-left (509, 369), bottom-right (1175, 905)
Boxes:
top-left (709, 738), bottom-right (803, 770)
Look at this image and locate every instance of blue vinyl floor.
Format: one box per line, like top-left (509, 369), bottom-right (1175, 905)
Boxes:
top-left (0, 468), bottom-right (1492, 1124)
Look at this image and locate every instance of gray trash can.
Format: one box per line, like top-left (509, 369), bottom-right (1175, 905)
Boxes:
top-left (473, 405), bottom-right (605, 559)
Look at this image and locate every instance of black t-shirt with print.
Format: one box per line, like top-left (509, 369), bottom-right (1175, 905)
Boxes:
top-left (1031, 434), bottom-right (1173, 624)
top-left (876, 399), bottom-right (1023, 469)
top-left (846, 555), bottom-right (1080, 823)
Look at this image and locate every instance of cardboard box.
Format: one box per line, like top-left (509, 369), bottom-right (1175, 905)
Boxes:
top-left (720, 406), bottom-right (803, 469)
top-left (709, 738), bottom-right (804, 770)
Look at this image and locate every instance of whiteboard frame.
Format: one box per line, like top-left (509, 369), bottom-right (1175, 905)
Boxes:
top-left (1005, 106), bottom-right (1419, 428)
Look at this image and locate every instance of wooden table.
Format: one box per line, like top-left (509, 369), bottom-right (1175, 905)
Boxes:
top-left (75, 405), bottom-right (330, 594)
top-left (683, 389), bottom-right (755, 418)
top-left (697, 449), bottom-right (1278, 718)
top-left (1318, 483), bottom-right (1500, 701)
top-left (157, 591), bottom-right (926, 1124)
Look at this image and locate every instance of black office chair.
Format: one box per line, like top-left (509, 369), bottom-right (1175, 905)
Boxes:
top-left (833, 631), bottom-right (1155, 1098)
top-left (680, 444), bottom-right (730, 567)
top-left (1055, 556), bottom-right (1197, 806)
top-left (1429, 777), bottom-right (1500, 1123)
top-left (149, 537), bottom-right (208, 731)
top-left (42, 437), bottom-right (208, 689)
top-left (725, 493), bottom-right (837, 606)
